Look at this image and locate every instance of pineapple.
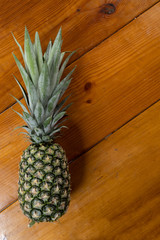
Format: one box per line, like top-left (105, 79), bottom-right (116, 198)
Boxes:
top-left (12, 27), bottom-right (76, 227)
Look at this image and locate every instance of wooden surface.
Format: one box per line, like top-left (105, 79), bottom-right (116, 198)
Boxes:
top-left (0, 0), bottom-right (160, 239)
top-left (1, 96), bottom-right (160, 240)
top-left (0, 0), bottom-right (158, 113)
top-left (1, 2), bottom-right (160, 211)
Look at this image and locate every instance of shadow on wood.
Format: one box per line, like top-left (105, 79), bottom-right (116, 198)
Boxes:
top-left (57, 118), bottom-right (87, 194)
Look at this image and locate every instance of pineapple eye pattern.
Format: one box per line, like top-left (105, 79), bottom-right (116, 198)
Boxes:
top-left (18, 143), bottom-right (70, 226)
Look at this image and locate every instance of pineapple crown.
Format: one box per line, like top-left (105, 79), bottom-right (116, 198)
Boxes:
top-left (12, 27), bottom-right (76, 144)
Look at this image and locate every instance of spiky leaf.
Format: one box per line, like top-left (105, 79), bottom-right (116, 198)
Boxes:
top-left (51, 111), bottom-right (66, 128)
top-left (12, 27), bottom-right (76, 143)
top-left (54, 65), bottom-right (76, 96)
top-left (38, 62), bottom-right (51, 105)
top-left (13, 75), bottom-right (30, 109)
top-left (11, 94), bottom-right (29, 113)
top-left (43, 116), bottom-right (52, 132)
top-left (23, 112), bottom-right (37, 129)
top-left (54, 94), bottom-right (71, 115)
top-left (13, 53), bottom-right (30, 88)
top-left (50, 49), bottom-right (63, 93)
top-left (30, 135), bottom-right (42, 143)
top-left (24, 27), bottom-right (39, 86)
top-left (48, 28), bottom-right (62, 70)
top-left (34, 101), bottom-right (44, 124)
top-left (12, 109), bottom-right (27, 122)
top-left (59, 52), bottom-right (65, 66)
top-left (11, 33), bottom-right (24, 60)
top-left (44, 40), bottom-right (52, 61)
top-left (34, 128), bottom-right (44, 136)
top-left (46, 91), bottom-right (61, 117)
top-left (58, 51), bottom-right (76, 83)
top-left (13, 54), bottom-right (37, 112)
top-left (49, 125), bottom-right (67, 137)
top-left (55, 117), bottom-right (68, 129)
top-left (22, 126), bottom-right (32, 134)
top-left (35, 32), bottom-right (43, 72)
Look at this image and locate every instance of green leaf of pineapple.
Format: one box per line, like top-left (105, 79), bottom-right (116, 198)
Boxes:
top-left (38, 62), bottom-right (51, 105)
top-left (30, 135), bottom-right (42, 143)
top-left (54, 66), bottom-right (76, 97)
top-left (43, 115), bottom-right (52, 133)
top-left (12, 27), bottom-right (77, 142)
top-left (60, 102), bottom-right (72, 113)
top-left (52, 111), bottom-right (66, 127)
top-left (13, 53), bottom-right (31, 88)
top-left (34, 127), bottom-right (44, 136)
top-left (11, 94), bottom-right (29, 113)
top-left (46, 90), bottom-right (61, 117)
top-left (49, 125), bottom-right (67, 137)
top-left (34, 32), bottom-right (43, 72)
top-left (13, 75), bottom-right (30, 110)
top-left (13, 54), bottom-right (37, 112)
top-left (12, 32), bottom-right (30, 76)
top-left (54, 94), bottom-right (71, 115)
top-left (13, 125), bottom-right (32, 136)
top-left (11, 32), bottom-right (24, 61)
top-left (59, 78), bottom-right (72, 99)
top-left (48, 28), bottom-right (62, 70)
top-left (42, 135), bottom-right (51, 142)
top-left (24, 27), bottom-right (39, 86)
top-left (44, 40), bottom-right (52, 62)
top-left (50, 47), bottom-right (63, 93)
top-left (54, 117), bottom-right (68, 129)
top-left (34, 101), bottom-right (44, 124)
top-left (22, 126), bottom-right (32, 134)
top-left (12, 110), bottom-right (36, 133)
top-left (59, 52), bottom-right (65, 66)
top-left (12, 109), bottom-right (27, 122)
top-left (23, 112), bottom-right (37, 129)
top-left (58, 51), bottom-right (76, 83)
top-left (49, 128), bottom-right (61, 136)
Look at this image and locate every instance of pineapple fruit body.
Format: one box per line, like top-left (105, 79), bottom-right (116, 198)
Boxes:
top-left (18, 143), bottom-right (70, 225)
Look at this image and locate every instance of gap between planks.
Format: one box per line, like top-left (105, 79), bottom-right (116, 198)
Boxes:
top-left (74, 0), bottom-right (160, 71)
top-left (1, 92), bottom-right (160, 215)
top-left (0, 0), bottom-right (159, 115)
top-left (1, 1), bottom-right (160, 213)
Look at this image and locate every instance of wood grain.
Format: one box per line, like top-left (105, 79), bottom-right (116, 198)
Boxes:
top-left (1, 3), bottom-right (160, 211)
top-left (1, 98), bottom-right (160, 240)
top-left (0, 0), bottom-right (158, 112)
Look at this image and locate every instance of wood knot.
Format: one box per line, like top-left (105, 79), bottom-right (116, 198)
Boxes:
top-left (100, 3), bottom-right (116, 15)
top-left (84, 82), bottom-right (92, 91)
top-left (86, 99), bottom-right (92, 104)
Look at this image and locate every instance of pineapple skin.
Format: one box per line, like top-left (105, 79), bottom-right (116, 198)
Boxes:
top-left (18, 143), bottom-right (70, 224)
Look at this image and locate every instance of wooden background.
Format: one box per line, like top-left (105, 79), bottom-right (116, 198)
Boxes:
top-left (0, 0), bottom-right (160, 239)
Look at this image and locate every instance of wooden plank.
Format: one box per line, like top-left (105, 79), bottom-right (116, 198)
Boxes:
top-left (1, 97), bottom-right (160, 239)
top-left (0, 0), bottom-right (158, 112)
top-left (1, 3), bottom-right (160, 212)
top-left (0, 101), bottom-right (29, 210)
